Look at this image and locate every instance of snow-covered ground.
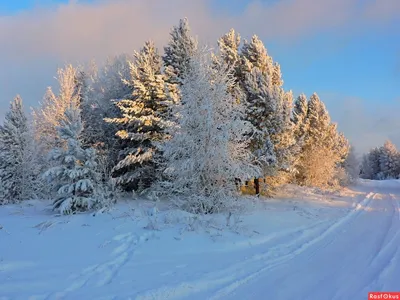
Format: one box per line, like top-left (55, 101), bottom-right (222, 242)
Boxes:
top-left (1, 179), bottom-right (399, 300)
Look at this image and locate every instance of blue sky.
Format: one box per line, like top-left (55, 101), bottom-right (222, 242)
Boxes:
top-left (0, 0), bottom-right (66, 13)
top-left (0, 0), bottom-right (36, 13)
top-left (2, 0), bottom-right (398, 103)
top-left (273, 32), bottom-right (399, 102)
top-left (0, 0), bottom-right (399, 152)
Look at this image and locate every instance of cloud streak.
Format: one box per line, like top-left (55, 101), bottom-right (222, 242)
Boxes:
top-left (1, 0), bottom-right (398, 62)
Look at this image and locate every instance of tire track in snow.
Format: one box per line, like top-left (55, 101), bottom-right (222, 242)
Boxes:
top-left (135, 220), bottom-right (334, 300)
top-left (303, 192), bottom-right (378, 261)
top-left (368, 192), bottom-right (400, 268)
top-left (135, 192), bottom-right (375, 300)
top-left (331, 190), bottom-right (400, 300)
top-left (351, 192), bottom-right (400, 297)
top-left (367, 193), bottom-right (399, 267)
top-left (209, 192), bottom-right (376, 300)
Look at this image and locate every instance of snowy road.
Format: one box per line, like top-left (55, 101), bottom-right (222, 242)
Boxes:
top-left (208, 181), bottom-right (400, 300)
top-left (136, 180), bottom-right (400, 300)
top-left (1, 180), bottom-right (399, 300)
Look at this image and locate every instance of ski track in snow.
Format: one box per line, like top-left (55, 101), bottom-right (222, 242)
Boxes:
top-left (136, 192), bottom-right (378, 300)
top-left (221, 182), bottom-right (400, 300)
top-left (348, 190), bottom-right (400, 298)
top-left (44, 232), bottom-right (153, 300)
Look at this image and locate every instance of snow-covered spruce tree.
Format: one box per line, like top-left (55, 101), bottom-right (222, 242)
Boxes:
top-left (290, 94), bottom-right (309, 175)
top-left (373, 147), bottom-right (385, 179)
top-left (241, 35), bottom-right (283, 87)
top-left (160, 48), bottom-right (261, 214)
top-left (82, 54), bottom-right (134, 180)
top-left (336, 132), bottom-right (351, 161)
top-left (296, 93), bottom-right (348, 187)
top-left (214, 29), bottom-right (242, 77)
top-left (44, 106), bottom-right (101, 214)
top-left (242, 67), bottom-right (277, 194)
top-left (378, 140), bottom-right (400, 179)
top-left (239, 35), bottom-right (295, 192)
top-left (0, 96), bottom-right (40, 204)
top-left (360, 153), bottom-right (372, 179)
top-left (297, 93), bottom-right (331, 186)
top-left (292, 94), bottom-right (309, 143)
top-left (271, 88), bottom-right (297, 174)
top-left (105, 41), bottom-right (172, 192)
top-left (163, 18), bottom-right (198, 86)
top-left (212, 29), bottom-right (246, 105)
top-left (360, 147), bottom-right (382, 179)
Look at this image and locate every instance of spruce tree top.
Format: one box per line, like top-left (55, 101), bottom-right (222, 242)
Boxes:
top-left (217, 29), bottom-right (241, 68)
top-left (163, 18), bottom-right (198, 85)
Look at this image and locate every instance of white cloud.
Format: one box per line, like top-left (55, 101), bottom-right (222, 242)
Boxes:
top-left (1, 0), bottom-right (398, 62)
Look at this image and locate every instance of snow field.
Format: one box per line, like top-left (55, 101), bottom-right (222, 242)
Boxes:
top-left (1, 180), bottom-right (399, 299)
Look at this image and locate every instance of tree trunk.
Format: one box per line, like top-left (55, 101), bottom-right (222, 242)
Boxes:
top-left (234, 178), bottom-right (241, 192)
top-left (254, 178), bottom-right (260, 196)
